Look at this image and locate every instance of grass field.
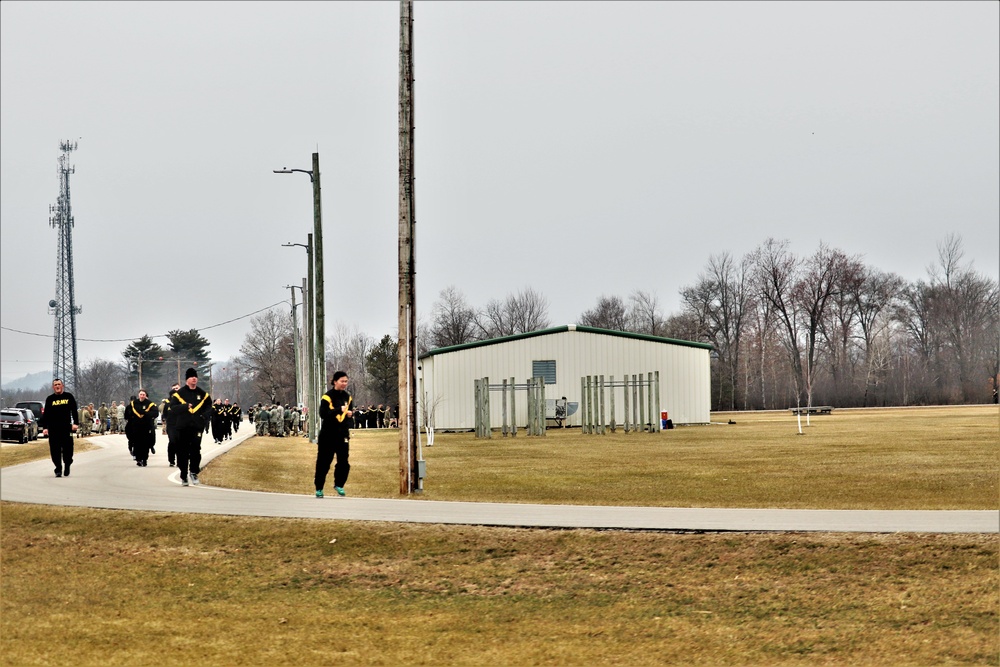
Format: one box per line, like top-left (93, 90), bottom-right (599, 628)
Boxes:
top-left (0, 438), bottom-right (96, 469)
top-left (202, 405), bottom-right (999, 510)
top-left (2, 406), bottom-right (997, 666)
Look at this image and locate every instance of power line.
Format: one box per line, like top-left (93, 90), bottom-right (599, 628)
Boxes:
top-left (1, 300), bottom-right (289, 343)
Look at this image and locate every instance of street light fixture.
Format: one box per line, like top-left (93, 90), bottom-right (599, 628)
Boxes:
top-left (275, 153), bottom-right (324, 442)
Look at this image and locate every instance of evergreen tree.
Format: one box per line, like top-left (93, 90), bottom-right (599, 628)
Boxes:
top-left (122, 335), bottom-right (167, 389)
top-left (365, 334), bottom-right (398, 405)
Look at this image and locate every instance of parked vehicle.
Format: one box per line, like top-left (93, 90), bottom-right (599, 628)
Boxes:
top-left (15, 400), bottom-right (44, 420)
top-left (1, 409), bottom-right (36, 443)
top-left (17, 408), bottom-right (40, 440)
top-left (14, 401), bottom-right (45, 439)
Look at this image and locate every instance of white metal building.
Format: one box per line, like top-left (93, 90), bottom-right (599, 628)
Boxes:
top-left (418, 325), bottom-right (712, 430)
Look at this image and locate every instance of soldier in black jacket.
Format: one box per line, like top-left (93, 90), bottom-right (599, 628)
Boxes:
top-left (124, 389), bottom-right (159, 467)
top-left (40, 378), bottom-right (79, 477)
top-left (167, 368), bottom-right (212, 486)
top-left (230, 402), bottom-right (241, 433)
top-left (162, 383), bottom-right (180, 466)
top-left (314, 371), bottom-right (354, 498)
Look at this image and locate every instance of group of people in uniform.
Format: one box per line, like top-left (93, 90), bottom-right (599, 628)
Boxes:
top-left (41, 367), bottom-right (364, 499)
top-left (248, 403), bottom-right (305, 437)
top-left (75, 400), bottom-right (128, 437)
top-left (351, 404), bottom-right (397, 429)
top-left (210, 399), bottom-right (242, 444)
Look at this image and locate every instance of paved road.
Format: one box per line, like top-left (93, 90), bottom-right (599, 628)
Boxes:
top-left (2, 430), bottom-right (996, 533)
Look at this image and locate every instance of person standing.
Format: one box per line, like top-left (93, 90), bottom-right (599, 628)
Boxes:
top-left (255, 404), bottom-right (270, 436)
top-left (116, 401), bottom-right (126, 434)
top-left (109, 401), bottom-right (120, 434)
top-left (161, 384), bottom-right (180, 466)
top-left (274, 403), bottom-right (285, 437)
top-left (314, 371), bottom-right (354, 498)
top-left (167, 368), bottom-right (212, 486)
top-left (78, 403), bottom-right (91, 439)
top-left (97, 403), bottom-right (109, 434)
top-left (40, 378), bottom-right (79, 477)
top-left (124, 390), bottom-right (159, 467)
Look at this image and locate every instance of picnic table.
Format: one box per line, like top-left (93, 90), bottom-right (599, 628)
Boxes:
top-left (790, 406), bottom-right (834, 415)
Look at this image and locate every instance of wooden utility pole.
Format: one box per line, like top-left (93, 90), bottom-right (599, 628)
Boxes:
top-left (287, 284), bottom-right (302, 407)
top-left (398, 0), bottom-right (419, 494)
top-left (311, 153), bottom-right (325, 442)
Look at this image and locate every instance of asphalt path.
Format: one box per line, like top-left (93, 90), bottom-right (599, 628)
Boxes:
top-left (2, 429), bottom-right (996, 534)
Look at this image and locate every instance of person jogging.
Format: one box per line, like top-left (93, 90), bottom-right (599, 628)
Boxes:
top-left (167, 368), bottom-right (212, 486)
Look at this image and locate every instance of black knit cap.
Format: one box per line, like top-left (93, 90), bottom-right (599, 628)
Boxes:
top-left (185, 367), bottom-right (198, 379)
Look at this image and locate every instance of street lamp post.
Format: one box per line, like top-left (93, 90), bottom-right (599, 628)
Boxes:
top-left (275, 155), bottom-right (324, 443)
top-left (285, 283), bottom-right (304, 408)
top-left (283, 237), bottom-right (314, 440)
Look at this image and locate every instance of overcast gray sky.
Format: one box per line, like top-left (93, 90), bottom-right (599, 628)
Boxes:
top-left (2, 1), bottom-right (998, 385)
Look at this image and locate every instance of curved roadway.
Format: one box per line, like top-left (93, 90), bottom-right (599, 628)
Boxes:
top-left (2, 430), bottom-right (996, 534)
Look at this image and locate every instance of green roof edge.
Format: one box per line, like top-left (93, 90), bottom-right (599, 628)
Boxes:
top-left (419, 325), bottom-right (714, 360)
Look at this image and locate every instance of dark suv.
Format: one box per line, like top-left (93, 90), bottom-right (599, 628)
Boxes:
top-left (1, 409), bottom-right (37, 443)
top-left (15, 401), bottom-right (44, 420)
top-left (15, 401), bottom-right (45, 438)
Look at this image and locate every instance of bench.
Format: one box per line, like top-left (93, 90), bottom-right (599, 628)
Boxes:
top-left (790, 406), bottom-right (834, 415)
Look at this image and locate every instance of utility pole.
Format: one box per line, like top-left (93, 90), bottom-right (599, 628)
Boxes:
top-left (398, 0), bottom-right (419, 494)
top-left (276, 154), bottom-right (324, 443)
top-left (301, 277), bottom-right (308, 410)
top-left (49, 140), bottom-right (82, 392)
top-left (286, 284), bottom-right (303, 407)
top-left (282, 236), bottom-right (314, 439)
top-left (311, 152), bottom-right (325, 442)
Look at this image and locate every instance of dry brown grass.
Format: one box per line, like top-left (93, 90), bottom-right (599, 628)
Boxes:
top-left (2, 503), bottom-right (996, 666)
top-left (2, 407), bottom-right (997, 666)
top-left (203, 405), bottom-right (999, 509)
top-left (0, 439), bottom-right (97, 468)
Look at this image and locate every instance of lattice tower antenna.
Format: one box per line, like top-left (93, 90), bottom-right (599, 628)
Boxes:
top-left (48, 140), bottom-right (82, 392)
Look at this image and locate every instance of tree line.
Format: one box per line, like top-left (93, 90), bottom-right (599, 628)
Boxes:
top-left (424, 234), bottom-right (998, 411)
top-left (6, 236), bottom-right (995, 413)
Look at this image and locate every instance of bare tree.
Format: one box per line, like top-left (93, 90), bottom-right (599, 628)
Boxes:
top-left (327, 323), bottom-right (375, 402)
top-left (930, 238), bottom-right (999, 401)
top-left (508, 287), bottom-right (551, 333)
top-left (850, 267), bottom-right (904, 406)
top-left (817, 254), bottom-right (865, 404)
top-left (793, 243), bottom-right (848, 413)
top-left (239, 308), bottom-right (295, 404)
top-left (428, 286), bottom-right (479, 348)
top-left (681, 252), bottom-right (754, 410)
top-left (478, 287), bottom-right (550, 338)
top-left (78, 358), bottom-right (130, 406)
top-left (627, 290), bottom-right (666, 336)
top-left (894, 236), bottom-right (999, 403)
top-left (662, 310), bottom-right (706, 342)
top-left (754, 238), bottom-right (806, 405)
top-left (579, 295), bottom-right (629, 331)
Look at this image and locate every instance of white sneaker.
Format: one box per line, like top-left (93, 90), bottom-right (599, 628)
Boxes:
top-left (191, 474), bottom-right (200, 486)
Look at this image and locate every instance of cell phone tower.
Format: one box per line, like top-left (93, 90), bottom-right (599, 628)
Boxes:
top-left (48, 140), bottom-right (82, 392)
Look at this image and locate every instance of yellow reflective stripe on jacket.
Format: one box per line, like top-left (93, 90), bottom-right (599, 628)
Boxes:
top-left (322, 394), bottom-right (353, 422)
top-left (130, 401), bottom-right (154, 418)
top-left (173, 391), bottom-right (209, 414)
